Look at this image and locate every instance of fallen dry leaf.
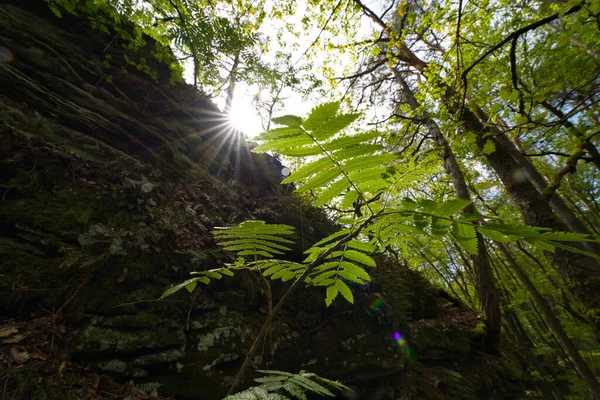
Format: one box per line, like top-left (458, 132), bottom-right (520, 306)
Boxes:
top-left (10, 347), bottom-right (30, 364)
top-left (0, 326), bottom-right (18, 337)
top-left (3, 334), bottom-right (26, 344)
top-left (29, 351), bottom-right (47, 360)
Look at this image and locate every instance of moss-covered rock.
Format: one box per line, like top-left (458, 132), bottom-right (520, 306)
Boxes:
top-left (75, 316), bottom-right (185, 355)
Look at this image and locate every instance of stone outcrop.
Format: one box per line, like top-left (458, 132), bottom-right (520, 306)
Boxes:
top-left (0, 1), bottom-right (529, 399)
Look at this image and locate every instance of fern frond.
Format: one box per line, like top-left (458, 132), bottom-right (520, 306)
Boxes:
top-left (271, 115), bottom-right (303, 127)
top-left (311, 113), bottom-right (360, 140)
top-left (252, 102), bottom-right (398, 208)
top-left (303, 102), bottom-right (340, 130)
top-left (225, 370), bottom-right (348, 400)
top-left (303, 235), bottom-right (375, 306)
top-left (213, 221), bottom-right (295, 259)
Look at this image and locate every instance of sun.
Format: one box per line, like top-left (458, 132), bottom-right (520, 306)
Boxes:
top-left (226, 85), bottom-right (265, 138)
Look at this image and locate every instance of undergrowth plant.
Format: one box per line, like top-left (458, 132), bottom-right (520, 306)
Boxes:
top-left (223, 370), bottom-right (348, 400)
top-left (159, 101), bottom-right (598, 397)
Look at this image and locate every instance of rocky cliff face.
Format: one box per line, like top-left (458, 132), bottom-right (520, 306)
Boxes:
top-left (0, 2), bottom-right (527, 399)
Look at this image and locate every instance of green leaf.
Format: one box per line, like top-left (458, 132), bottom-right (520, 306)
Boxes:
top-left (186, 280), bottom-right (198, 293)
top-left (220, 269), bottom-right (235, 277)
top-left (339, 261), bottom-right (371, 282)
top-left (336, 270), bottom-right (365, 284)
top-left (223, 243), bottom-right (285, 255)
top-left (499, 87), bottom-right (512, 101)
top-left (283, 157), bottom-right (333, 183)
top-left (340, 190), bottom-right (360, 209)
top-left (340, 250), bottom-right (376, 267)
top-left (252, 134), bottom-right (314, 153)
top-left (325, 285), bottom-right (339, 306)
top-left (281, 145), bottom-right (323, 157)
top-left (343, 154), bottom-right (397, 172)
top-left (312, 261), bottom-right (341, 274)
top-left (347, 240), bottom-right (377, 253)
top-left (160, 278), bottom-right (200, 299)
top-left (303, 102), bottom-right (340, 131)
top-left (401, 198), bottom-right (418, 211)
top-left (482, 139), bottom-right (496, 155)
top-left (435, 199), bottom-right (471, 217)
top-left (311, 113), bottom-right (360, 140)
top-left (204, 270), bottom-right (222, 279)
top-left (313, 229), bottom-right (352, 247)
top-left (477, 226), bottom-right (514, 243)
top-left (311, 270), bottom-right (338, 285)
top-left (219, 239), bottom-right (292, 251)
top-left (323, 131), bottom-right (379, 151)
top-left (335, 280), bottom-right (354, 304)
top-left (49, 4), bottom-right (63, 18)
top-left (283, 382), bottom-right (307, 400)
top-left (453, 222), bottom-right (478, 255)
top-left (315, 178), bottom-right (351, 205)
top-left (289, 376), bottom-right (334, 396)
top-left (431, 216), bottom-right (452, 236)
top-left (298, 167), bottom-right (343, 191)
top-left (525, 238), bottom-right (556, 253)
top-left (263, 264), bottom-right (285, 276)
top-left (212, 221), bottom-right (295, 261)
top-left (271, 115), bottom-right (303, 127)
top-left (255, 126), bottom-right (303, 141)
top-left (515, 115), bottom-right (528, 125)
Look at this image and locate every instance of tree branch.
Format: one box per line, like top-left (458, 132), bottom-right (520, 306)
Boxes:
top-left (510, 37), bottom-right (526, 116)
top-left (462, 3), bottom-right (583, 80)
top-left (336, 59), bottom-right (387, 81)
top-left (543, 146), bottom-right (586, 199)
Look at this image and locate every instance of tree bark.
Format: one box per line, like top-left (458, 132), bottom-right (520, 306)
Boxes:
top-left (491, 128), bottom-right (600, 259)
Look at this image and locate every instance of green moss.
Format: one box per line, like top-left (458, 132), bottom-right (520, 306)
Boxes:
top-left (75, 322), bottom-right (184, 354)
top-left (470, 322), bottom-right (487, 338)
top-left (500, 353), bottom-right (525, 381)
top-left (1, 185), bottom-right (106, 236)
top-left (0, 240), bottom-right (77, 313)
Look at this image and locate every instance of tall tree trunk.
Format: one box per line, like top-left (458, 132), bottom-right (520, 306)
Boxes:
top-left (395, 71), bottom-right (502, 353)
top-left (497, 243), bottom-right (600, 399)
top-left (487, 118), bottom-right (600, 260)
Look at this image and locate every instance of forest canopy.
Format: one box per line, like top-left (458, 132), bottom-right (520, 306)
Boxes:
top-left (44, 0), bottom-right (600, 398)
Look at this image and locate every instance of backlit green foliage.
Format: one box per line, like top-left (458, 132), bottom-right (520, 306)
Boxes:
top-left (224, 370), bottom-right (349, 400)
top-left (253, 101), bottom-right (397, 207)
top-left (213, 221), bottom-right (296, 258)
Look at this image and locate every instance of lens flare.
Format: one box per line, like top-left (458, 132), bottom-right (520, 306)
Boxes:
top-left (393, 331), bottom-right (415, 359)
top-left (0, 46), bottom-right (15, 63)
top-left (393, 331), bottom-right (407, 348)
top-left (369, 296), bottom-right (386, 310)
